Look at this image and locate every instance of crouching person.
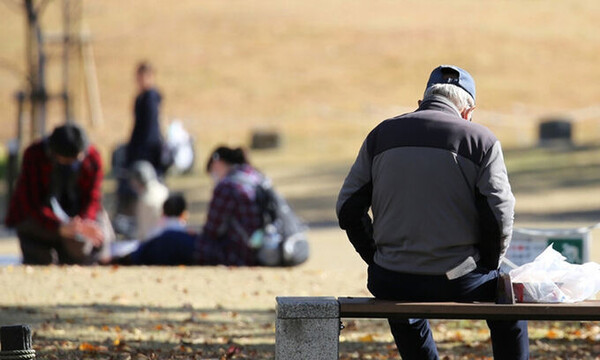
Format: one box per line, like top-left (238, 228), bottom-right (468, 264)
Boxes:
top-left (5, 123), bottom-right (112, 265)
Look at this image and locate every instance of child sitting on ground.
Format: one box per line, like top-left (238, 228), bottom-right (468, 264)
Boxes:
top-left (113, 193), bottom-right (196, 265)
top-left (146, 192), bottom-right (189, 239)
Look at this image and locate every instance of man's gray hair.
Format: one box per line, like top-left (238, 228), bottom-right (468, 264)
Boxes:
top-left (423, 83), bottom-right (475, 111)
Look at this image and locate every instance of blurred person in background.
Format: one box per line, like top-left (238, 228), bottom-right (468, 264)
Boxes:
top-left (129, 160), bottom-right (169, 241)
top-left (126, 61), bottom-right (170, 176)
top-left (195, 146), bottom-right (265, 265)
top-left (337, 65), bottom-right (529, 359)
top-left (113, 146), bottom-right (265, 266)
top-left (114, 192), bottom-right (195, 265)
top-left (5, 123), bottom-right (112, 265)
top-left (147, 192), bottom-right (189, 239)
top-left (115, 62), bottom-right (171, 226)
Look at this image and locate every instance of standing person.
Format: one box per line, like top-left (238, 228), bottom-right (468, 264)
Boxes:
top-left (116, 62), bottom-right (168, 231)
top-left (336, 65), bottom-right (529, 359)
top-left (5, 123), bottom-right (111, 265)
top-left (126, 61), bottom-right (169, 177)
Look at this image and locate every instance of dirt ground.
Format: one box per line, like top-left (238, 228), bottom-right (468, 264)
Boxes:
top-left (1, 228), bottom-right (599, 360)
top-left (1, 147), bottom-right (600, 359)
top-left (2, 1), bottom-right (600, 358)
top-left (0, 145), bottom-right (599, 359)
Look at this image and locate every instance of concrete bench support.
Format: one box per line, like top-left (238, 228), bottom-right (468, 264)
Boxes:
top-left (276, 297), bottom-right (340, 360)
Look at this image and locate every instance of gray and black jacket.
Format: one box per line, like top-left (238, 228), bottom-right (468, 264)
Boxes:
top-left (336, 95), bottom-right (515, 274)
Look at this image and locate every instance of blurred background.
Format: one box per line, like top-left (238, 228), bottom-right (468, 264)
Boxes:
top-left (0, 2), bottom-right (600, 358)
top-left (1, 0), bottom-right (600, 239)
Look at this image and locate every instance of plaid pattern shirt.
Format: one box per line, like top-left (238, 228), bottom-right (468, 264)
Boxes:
top-left (195, 164), bottom-right (263, 265)
top-left (5, 140), bottom-right (103, 231)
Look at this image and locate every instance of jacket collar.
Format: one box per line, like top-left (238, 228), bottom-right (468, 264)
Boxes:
top-left (417, 95), bottom-right (463, 118)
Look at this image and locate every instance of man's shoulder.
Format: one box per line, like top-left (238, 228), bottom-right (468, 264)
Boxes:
top-left (85, 145), bottom-right (102, 162)
top-left (379, 108), bottom-right (498, 142)
top-left (138, 88), bottom-right (162, 102)
top-left (364, 109), bottom-right (500, 163)
top-left (77, 145), bottom-right (103, 175)
top-left (159, 229), bottom-right (196, 239)
top-left (213, 178), bottom-right (237, 197)
top-left (23, 140), bottom-right (47, 158)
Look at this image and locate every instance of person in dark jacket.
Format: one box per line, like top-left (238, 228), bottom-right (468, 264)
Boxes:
top-left (126, 61), bottom-right (168, 176)
top-left (116, 62), bottom-right (169, 225)
top-left (5, 123), bottom-right (111, 264)
top-left (337, 65), bottom-right (529, 359)
top-left (123, 193), bottom-right (196, 266)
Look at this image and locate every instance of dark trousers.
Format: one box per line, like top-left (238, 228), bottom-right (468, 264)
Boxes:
top-left (367, 263), bottom-right (529, 360)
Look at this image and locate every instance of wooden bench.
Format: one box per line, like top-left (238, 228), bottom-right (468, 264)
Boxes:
top-left (275, 296), bottom-right (600, 360)
top-left (339, 296), bottom-right (600, 321)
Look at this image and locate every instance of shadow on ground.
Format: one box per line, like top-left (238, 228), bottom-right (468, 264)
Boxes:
top-left (0, 304), bottom-right (277, 359)
top-left (1, 304), bottom-right (598, 360)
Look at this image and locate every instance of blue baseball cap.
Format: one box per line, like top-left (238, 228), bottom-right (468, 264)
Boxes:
top-left (426, 65), bottom-right (476, 101)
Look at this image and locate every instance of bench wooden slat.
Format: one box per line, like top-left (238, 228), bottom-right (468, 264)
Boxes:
top-left (338, 297), bottom-right (600, 321)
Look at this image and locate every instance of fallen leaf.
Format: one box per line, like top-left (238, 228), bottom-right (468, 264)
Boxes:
top-left (79, 342), bottom-right (100, 352)
top-left (226, 344), bottom-right (241, 357)
top-left (453, 331), bottom-right (463, 341)
top-left (358, 334), bottom-right (374, 342)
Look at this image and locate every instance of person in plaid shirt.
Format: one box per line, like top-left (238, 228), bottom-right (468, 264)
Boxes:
top-left (5, 124), bottom-right (111, 264)
top-left (112, 146), bottom-right (264, 266)
top-left (195, 146), bottom-right (264, 265)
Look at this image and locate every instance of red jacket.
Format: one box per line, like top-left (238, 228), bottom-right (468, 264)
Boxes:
top-left (5, 140), bottom-right (103, 231)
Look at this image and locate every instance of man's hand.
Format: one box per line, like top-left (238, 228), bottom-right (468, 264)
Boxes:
top-left (78, 219), bottom-right (104, 247)
top-left (59, 217), bottom-right (104, 247)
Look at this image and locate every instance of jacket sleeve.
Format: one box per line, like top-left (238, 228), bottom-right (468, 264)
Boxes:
top-left (79, 146), bottom-right (103, 221)
top-left (5, 145), bottom-right (61, 231)
top-left (336, 139), bottom-right (376, 265)
top-left (475, 140), bottom-right (515, 270)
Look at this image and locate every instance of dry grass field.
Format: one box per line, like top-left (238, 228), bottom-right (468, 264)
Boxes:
top-left (2, 0), bottom-right (600, 154)
top-left (2, 0), bottom-right (600, 221)
top-left (1, 1), bottom-right (600, 359)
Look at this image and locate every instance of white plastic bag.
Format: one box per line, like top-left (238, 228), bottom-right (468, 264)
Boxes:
top-left (509, 244), bottom-right (600, 303)
top-left (166, 120), bottom-right (195, 174)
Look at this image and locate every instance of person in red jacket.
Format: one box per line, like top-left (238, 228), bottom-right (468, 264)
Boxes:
top-left (5, 123), bottom-right (111, 264)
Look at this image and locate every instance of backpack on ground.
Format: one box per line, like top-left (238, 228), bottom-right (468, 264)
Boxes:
top-left (250, 179), bottom-right (309, 267)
